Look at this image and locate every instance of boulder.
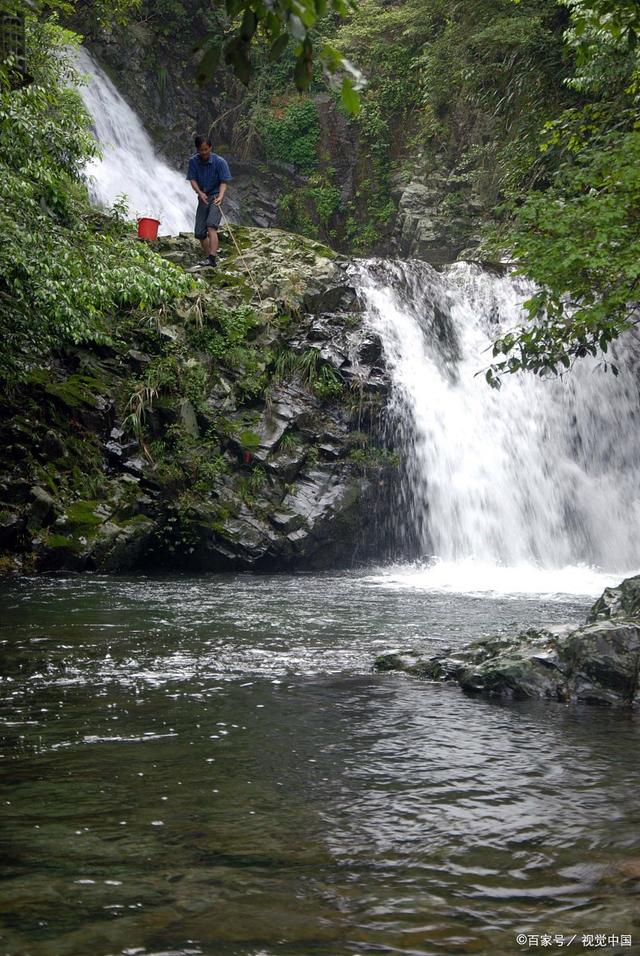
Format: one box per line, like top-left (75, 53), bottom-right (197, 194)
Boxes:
top-left (375, 575), bottom-right (640, 708)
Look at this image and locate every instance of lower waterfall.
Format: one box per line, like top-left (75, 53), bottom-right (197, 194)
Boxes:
top-left (357, 259), bottom-right (640, 594)
top-left (72, 52), bottom-right (640, 595)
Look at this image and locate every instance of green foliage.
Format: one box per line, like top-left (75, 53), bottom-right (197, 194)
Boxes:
top-left (486, 122), bottom-right (640, 383)
top-left (327, 0), bottom-right (432, 250)
top-left (247, 463), bottom-right (266, 494)
top-left (277, 430), bottom-right (299, 452)
top-left (312, 364), bottom-right (343, 400)
top-left (193, 0), bottom-right (363, 112)
top-left (257, 98), bottom-right (320, 173)
top-left (0, 17), bottom-right (192, 383)
top-left (306, 173), bottom-right (341, 226)
top-left (277, 189), bottom-right (316, 236)
top-left (187, 303), bottom-right (269, 397)
top-left (484, 0), bottom-right (640, 382)
top-left (276, 171), bottom-right (341, 241)
top-left (273, 346), bottom-right (343, 400)
top-left (348, 445), bottom-right (399, 474)
top-left (188, 303), bottom-right (259, 358)
top-left (237, 427), bottom-right (260, 450)
top-left (566, 0), bottom-right (640, 76)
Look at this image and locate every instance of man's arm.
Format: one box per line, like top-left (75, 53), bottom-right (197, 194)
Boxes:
top-left (213, 182), bottom-right (228, 206)
top-left (190, 179), bottom-right (208, 204)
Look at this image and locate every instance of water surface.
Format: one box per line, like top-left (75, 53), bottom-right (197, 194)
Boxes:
top-left (1, 572), bottom-right (639, 956)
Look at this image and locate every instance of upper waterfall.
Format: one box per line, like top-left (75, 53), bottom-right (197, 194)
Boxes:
top-left (357, 259), bottom-right (640, 592)
top-left (75, 48), bottom-right (193, 236)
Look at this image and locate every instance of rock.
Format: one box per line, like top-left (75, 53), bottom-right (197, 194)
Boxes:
top-left (2, 226), bottom-right (399, 574)
top-left (92, 517), bottom-right (155, 571)
top-left (122, 456), bottom-right (147, 476)
top-left (178, 398), bottom-right (199, 438)
top-left (0, 511), bottom-right (21, 548)
top-left (357, 334), bottom-right (384, 366)
top-left (41, 430), bottom-right (66, 459)
top-left (28, 486), bottom-right (60, 529)
top-left (375, 575), bottom-right (640, 708)
top-left (564, 621), bottom-right (640, 706)
top-left (391, 174), bottom-right (483, 266)
top-left (587, 576), bottom-right (640, 622)
top-left (127, 349), bottom-right (152, 365)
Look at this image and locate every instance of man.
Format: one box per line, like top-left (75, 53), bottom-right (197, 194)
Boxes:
top-left (186, 134), bottom-right (232, 268)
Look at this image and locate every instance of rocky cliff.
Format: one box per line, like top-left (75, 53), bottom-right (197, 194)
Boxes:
top-left (0, 227), bottom-right (400, 573)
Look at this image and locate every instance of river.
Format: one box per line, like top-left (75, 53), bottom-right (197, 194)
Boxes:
top-left (2, 572), bottom-right (639, 956)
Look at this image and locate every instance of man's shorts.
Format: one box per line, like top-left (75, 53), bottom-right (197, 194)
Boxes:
top-left (194, 196), bottom-right (222, 239)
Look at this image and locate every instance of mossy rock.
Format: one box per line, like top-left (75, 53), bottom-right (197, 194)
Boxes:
top-left (29, 371), bottom-right (108, 410)
top-left (63, 500), bottom-right (104, 532)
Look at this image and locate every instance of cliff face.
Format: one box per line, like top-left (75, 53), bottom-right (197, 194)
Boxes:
top-left (0, 227), bottom-right (400, 574)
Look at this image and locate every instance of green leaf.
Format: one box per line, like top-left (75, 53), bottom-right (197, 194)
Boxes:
top-left (293, 41), bottom-right (313, 90)
top-left (288, 14), bottom-right (306, 42)
top-left (340, 75), bottom-right (360, 116)
top-left (240, 9), bottom-right (258, 41)
top-left (224, 38), bottom-right (252, 85)
top-left (269, 33), bottom-right (289, 61)
top-left (196, 42), bottom-right (221, 85)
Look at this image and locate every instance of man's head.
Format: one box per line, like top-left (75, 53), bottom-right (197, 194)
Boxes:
top-left (194, 134), bottom-right (212, 162)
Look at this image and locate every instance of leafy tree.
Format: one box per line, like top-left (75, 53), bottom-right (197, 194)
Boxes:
top-left (485, 0), bottom-right (640, 384)
top-left (193, 0), bottom-right (363, 112)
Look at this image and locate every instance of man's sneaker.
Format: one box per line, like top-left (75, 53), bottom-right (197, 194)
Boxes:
top-left (207, 254), bottom-right (217, 268)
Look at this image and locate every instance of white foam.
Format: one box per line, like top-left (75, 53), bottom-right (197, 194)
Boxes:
top-left (363, 558), bottom-right (635, 598)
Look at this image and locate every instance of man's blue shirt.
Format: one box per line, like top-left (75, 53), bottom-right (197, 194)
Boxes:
top-left (186, 153), bottom-right (232, 196)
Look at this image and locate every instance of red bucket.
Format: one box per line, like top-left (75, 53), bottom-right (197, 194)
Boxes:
top-left (137, 217), bottom-right (161, 240)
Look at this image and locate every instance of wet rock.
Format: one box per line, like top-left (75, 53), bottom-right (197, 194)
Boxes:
top-left (357, 334), bottom-right (383, 366)
top-left (587, 577), bottom-right (640, 623)
top-left (127, 349), bottom-right (152, 365)
top-left (390, 173), bottom-right (484, 266)
top-left (41, 429), bottom-right (67, 459)
top-left (2, 226), bottom-right (398, 574)
top-left (28, 486), bottom-right (60, 529)
top-left (564, 621), bottom-right (640, 706)
top-left (375, 576), bottom-right (640, 708)
top-left (105, 439), bottom-right (124, 460)
top-left (122, 456), bottom-right (147, 476)
top-left (0, 511), bottom-right (21, 549)
top-left (92, 517), bottom-right (155, 571)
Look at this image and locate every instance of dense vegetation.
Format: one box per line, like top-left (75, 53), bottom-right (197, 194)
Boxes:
top-left (487, 0), bottom-right (640, 382)
top-left (0, 17), bottom-right (193, 384)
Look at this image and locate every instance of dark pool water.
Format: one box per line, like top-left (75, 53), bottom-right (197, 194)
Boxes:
top-left (1, 572), bottom-right (639, 956)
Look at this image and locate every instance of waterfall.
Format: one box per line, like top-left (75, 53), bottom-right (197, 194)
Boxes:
top-left (75, 48), bottom-right (194, 236)
top-left (70, 48), bottom-right (640, 595)
top-left (357, 259), bottom-right (640, 594)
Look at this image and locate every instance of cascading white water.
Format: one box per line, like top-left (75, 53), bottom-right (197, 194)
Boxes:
top-left (357, 259), bottom-right (640, 595)
top-left (75, 48), bottom-right (194, 235)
